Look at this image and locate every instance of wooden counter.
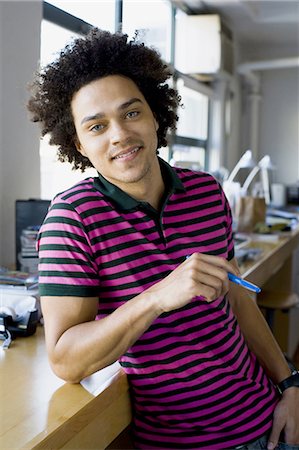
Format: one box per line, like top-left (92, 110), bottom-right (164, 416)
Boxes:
top-left (1, 225), bottom-right (299, 449)
top-left (0, 326), bottom-right (132, 449)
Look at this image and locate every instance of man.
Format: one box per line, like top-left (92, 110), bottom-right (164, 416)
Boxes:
top-left (27, 29), bottom-right (299, 449)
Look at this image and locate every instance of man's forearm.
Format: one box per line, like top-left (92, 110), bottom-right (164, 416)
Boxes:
top-left (228, 284), bottom-right (292, 384)
top-left (44, 291), bottom-right (160, 383)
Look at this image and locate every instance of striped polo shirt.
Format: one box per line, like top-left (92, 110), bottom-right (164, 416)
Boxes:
top-left (38, 158), bottom-right (278, 449)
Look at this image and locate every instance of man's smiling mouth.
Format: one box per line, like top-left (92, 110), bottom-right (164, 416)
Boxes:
top-left (113, 146), bottom-right (142, 160)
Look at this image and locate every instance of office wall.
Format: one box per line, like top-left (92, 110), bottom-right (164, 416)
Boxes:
top-left (0, 0), bottom-right (42, 268)
top-left (259, 68), bottom-right (299, 185)
top-left (0, 4), bottom-right (3, 267)
top-left (237, 43), bottom-right (299, 185)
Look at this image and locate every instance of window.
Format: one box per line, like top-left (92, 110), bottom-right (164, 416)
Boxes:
top-left (40, 19), bottom-right (97, 199)
top-left (176, 78), bottom-right (209, 141)
top-left (122, 0), bottom-right (173, 62)
top-left (170, 77), bottom-right (209, 170)
top-left (40, 0), bottom-right (116, 199)
top-left (41, 20), bottom-right (79, 66)
top-left (171, 144), bottom-right (206, 171)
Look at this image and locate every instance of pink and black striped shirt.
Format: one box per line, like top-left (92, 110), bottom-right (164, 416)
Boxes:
top-left (38, 159), bottom-right (278, 449)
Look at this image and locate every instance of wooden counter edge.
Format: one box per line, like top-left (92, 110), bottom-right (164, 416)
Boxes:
top-left (23, 370), bottom-right (132, 450)
top-left (241, 227), bottom-right (299, 285)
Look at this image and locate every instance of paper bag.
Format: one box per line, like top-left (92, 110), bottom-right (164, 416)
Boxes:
top-left (235, 196), bottom-right (266, 233)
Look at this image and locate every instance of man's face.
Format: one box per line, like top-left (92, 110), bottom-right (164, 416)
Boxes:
top-left (71, 75), bottom-right (159, 190)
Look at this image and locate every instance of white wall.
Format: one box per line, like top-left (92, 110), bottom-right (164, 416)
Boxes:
top-left (0, 0), bottom-right (42, 268)
top-left (235, 43), bottom-right (299, 183)
top-left (0, 3), bottom-right (3, 268)
top-left (259, 68), bottom-right (299, 184)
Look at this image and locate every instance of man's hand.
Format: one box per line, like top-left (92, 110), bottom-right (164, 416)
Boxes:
top-left (148, 252), bottom-right (239, 314)
top-left (267, 388), bottom-right (299, 449)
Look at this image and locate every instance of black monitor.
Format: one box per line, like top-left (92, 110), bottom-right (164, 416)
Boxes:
top-left (15, 199), bottom-right (51, 270)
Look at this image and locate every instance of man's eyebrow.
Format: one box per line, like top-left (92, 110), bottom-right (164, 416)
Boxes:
top-left (81, 112), bottom-right (105, 125)
top-left (118, 97), bottom-right (143, 111)
top-left (80, 98), bottom-right (143, 125)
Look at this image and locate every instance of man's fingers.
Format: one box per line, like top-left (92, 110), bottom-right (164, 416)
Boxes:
top-left (184, 256), bottom-right (230, 300)
top-left (284, 418), bottom-right (299, 445)
top-left (188, 252), bottom-right (240, 277)
top-left (267, 404), bottom-right (287, 450)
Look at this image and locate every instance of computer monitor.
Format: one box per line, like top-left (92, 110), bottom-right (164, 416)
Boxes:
top-left (15, 199), bottom-right (50, 270)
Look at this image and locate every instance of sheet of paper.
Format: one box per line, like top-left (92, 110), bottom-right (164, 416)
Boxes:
top-left (80, 361), bottom-right (122, 396)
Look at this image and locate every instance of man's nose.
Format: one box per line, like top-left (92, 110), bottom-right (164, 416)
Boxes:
top-left (110, 120), bottom-right (131, 146)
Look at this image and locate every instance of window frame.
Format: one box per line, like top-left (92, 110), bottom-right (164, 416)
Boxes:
top-left (43, 2), bottom-right (93, 35)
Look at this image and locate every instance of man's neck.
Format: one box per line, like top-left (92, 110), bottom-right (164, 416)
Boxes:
top-left (124, 173), bottom-right (165, 211)
top-left (112, 156), bottom-right (165, 210)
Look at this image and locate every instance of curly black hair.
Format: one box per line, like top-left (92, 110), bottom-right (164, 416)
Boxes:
top-left (27, 28), bottom-right (181, 171)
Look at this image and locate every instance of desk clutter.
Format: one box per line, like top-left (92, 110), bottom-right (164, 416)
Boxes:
top-left (234, 208), bottom-right (299, 262)
top-left (0, 268), bottom-right (40, 348)
top-left (0, 269), bottom-right (38, 289)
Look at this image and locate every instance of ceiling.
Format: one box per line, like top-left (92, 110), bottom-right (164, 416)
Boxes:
top-left (173, 0), bottom-right (299, 49)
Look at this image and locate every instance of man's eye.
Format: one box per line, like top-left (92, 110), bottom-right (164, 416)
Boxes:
top-left (90, 123), bottom-right (104, 132)
top-left (126, 111), bottom-right (139, 119)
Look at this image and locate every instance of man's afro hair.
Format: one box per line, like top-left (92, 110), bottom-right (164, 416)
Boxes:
top-left (27, 28), bottom-right (181, 171)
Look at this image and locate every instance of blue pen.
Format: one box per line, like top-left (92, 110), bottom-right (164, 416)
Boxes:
top-left (185, 255), bottom-right (261, 293)
top-left (228, 273), bottom-right (261, 293)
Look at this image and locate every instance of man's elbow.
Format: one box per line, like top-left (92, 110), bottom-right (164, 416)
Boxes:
top-left (49, 357), bottom-right (85, 384)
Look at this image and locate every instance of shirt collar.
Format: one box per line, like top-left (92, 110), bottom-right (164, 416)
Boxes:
top-left (93, 157), bottom-right (185, 211)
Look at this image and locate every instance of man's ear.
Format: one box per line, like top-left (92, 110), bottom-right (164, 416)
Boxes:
top-left (154, 117), bottom-right (159, 132)
top-left (74, 137), bottom-right (86, 157)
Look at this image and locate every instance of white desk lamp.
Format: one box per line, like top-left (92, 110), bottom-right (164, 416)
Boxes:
top-left (241, 155), bottom-right (275, 204)
top-left (226, 150), bottom-right (256, 184)
top-left (223, 150), bottom-right (256, 213)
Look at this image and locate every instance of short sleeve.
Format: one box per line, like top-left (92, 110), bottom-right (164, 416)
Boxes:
top-left (37, 197), bottom-right (100, 297)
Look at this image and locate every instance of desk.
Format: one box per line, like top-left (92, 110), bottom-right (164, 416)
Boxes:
top-left (239, 229), bottom-right (299, 288)
top-left (0, 326), bottom-right (132, 449)
top-left (1, 226), bottom-right (299, 449)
